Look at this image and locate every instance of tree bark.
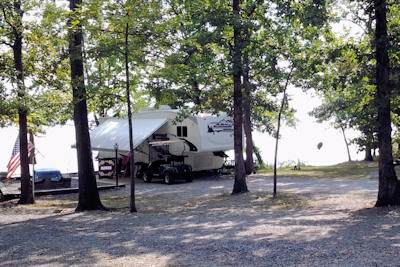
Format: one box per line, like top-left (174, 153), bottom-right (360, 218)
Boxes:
top-left (273, 67), bottom-right (293, 198)
top-left (69, 0), bottom-right (105, 211)
top-left (253, 145), bottom-right (264, 166)
top-left (125, 22), bottom-right (137, 213)
top-left (232, 0), bottom-right (248, 194)
top-left (374, 0), bottom-right (400, 207)
top-left (364, 132), bottom-right (374, 161)
top-left (191, 78), bottom-right (202, 107)
top-left (364, 145), bottom-right (373, 161)
top-left (340, 126), bottom-right (352, 162)
top-left (243, 52), bottom-right (256, 175)
top-left (12, 0), bottom-right (33, 204)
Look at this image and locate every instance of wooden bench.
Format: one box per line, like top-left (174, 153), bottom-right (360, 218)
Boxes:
top-left (35, 175), bottom-right (71, 190)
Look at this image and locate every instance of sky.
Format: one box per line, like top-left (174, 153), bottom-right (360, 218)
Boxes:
top-left (0, 124), bottom-right (81, 174)
top-left (251, 87), bottom-right (363, 167)
top-left (0, 87), bottom-right (364, 176)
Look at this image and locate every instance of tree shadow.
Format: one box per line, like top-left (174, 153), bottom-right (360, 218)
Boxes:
top-left (2, 177), bottom-right (399, 265)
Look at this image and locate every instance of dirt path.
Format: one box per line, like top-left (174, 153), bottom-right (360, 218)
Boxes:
top-left (132, 173), bottom-right (378, 199)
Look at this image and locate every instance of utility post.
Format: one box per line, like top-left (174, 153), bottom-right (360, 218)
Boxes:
top-left (114, 143), bottom-right (119, 188)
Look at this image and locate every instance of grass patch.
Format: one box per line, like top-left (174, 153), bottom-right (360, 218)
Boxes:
top-left (0, 190), bottom-right (310, 214)
top-left (101, 195), bottom-right (130, 209)
top-left (258, 160), bottom-right (380, 180)
top-left (34, 199), bottom-right (77, 209)
top-left (0, 197), bottom-right (77, 214)
top-left (217, 190), bottom-right (231, 197)
top-left (254, 193), bottom-right (307, 210)
top-left (211, 191), bottom-right (306, 211)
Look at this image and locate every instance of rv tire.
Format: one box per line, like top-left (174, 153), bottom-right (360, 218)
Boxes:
top-left (143, 171), bottom-right (152, 183)
top-left (164, 173), bottom-right (174, 184)
top-left (185, 173), bottom-right (194, 182)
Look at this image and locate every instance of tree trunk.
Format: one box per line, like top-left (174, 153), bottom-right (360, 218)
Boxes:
top-left (231, 0), bottom-right (248, 194)
top-left (374, 0), bottom-right (400, 207)
top-left (253, 145), bottom-right (264, 166)
top-left (18, 113), bottom-right (33, 204)
top-left (340, 126), bottom-right (352, 162)
top-left (243, 52), bottom-right (256, 175)
top-left (12, 1), bottom-right (33, 204)
top-left (273, 67), bottom-right (293, 198)
top-left (191, 78), bottom-right (202, 107)
top-left (69, 0), bottom-right (105, 212)
top-left (364, 145), bottom-right (373, 161)
top-left (364, 132), bottom-right (374, 161)
top-left (125, 22), bottom-right (137, 213)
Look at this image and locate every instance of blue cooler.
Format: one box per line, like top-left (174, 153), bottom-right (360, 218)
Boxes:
top-left (34, 168), bottom-right (62, 182)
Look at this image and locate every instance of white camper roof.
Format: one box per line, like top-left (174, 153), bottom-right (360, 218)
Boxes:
top-left (90, 117), bottom-right (168, 153)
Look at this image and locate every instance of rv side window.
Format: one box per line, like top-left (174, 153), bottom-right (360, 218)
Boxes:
top-left (177, 126), bottom-right (187, 137)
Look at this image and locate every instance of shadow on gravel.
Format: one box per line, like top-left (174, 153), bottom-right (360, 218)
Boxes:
top-left (2, 204), bottom-right (400, 266)
top-left (1, 175), bottom-right (399, 266)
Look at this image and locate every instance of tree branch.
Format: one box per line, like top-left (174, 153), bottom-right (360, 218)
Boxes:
top-left (246, 0), bottom-right (264, 18)
top-left (0, 38), bottom-right (13, 47)
top-left (1, 5), bottom-right (17, 32)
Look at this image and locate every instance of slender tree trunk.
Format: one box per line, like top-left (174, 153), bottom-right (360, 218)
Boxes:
top-left (253, 145), bottom-right (264, 166)
top-left (364, 132), bottom-right (374, 161)
top-left (242, 25), bottom-right (255, 175)
top-left (340, 126), bottom-right (352, 162)
top-left (374, 0), bottom-right (400, 207)
top-left (191, 78), bottom-right (202, 107)
top-left (243, 52), bottom-right (255, 175)
top-left (273, 68), bottom-right (293, 198)
top-left (69, 0), bottom-right (104, 212)
top-left (12, 1), bottom-right (33, 204)
top-left (244, 132), bottom-right (255, 174)
top-left (232, 0), bottom-right (248, 194)
top-left (125, 22), bottom-right (137, 212)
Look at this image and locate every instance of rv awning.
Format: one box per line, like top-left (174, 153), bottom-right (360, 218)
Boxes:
top-left (89, 118), bottom-right (168, 153)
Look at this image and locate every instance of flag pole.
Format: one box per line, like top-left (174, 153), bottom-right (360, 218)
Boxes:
top-left (29, 131), bottom-right (36, 201)
top-left (32, 155), bottom-right (35, 199)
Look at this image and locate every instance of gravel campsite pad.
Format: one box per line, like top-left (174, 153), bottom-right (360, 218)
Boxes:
top-left (1, 174), bottom-right (400, 266)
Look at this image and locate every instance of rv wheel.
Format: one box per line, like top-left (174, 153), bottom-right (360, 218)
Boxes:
top-left (143, 171), bottom-right (152, 183)
top-left (164, 173), bottom-right (174, 184)
top-left (185, 173), bottom-right (194, 182)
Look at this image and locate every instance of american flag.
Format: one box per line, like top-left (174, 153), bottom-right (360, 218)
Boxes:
top-left (6, 137), bottom-right (34, 179)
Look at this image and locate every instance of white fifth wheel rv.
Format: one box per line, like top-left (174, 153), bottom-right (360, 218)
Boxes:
top-left (89, 105), bottom-right (234, 179)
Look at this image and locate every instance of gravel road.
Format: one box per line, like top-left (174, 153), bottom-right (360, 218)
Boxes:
top-left (1, 174), bottom-right (400, 267)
